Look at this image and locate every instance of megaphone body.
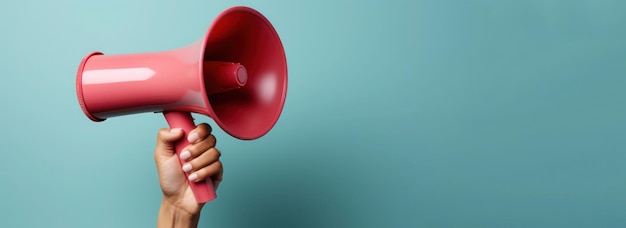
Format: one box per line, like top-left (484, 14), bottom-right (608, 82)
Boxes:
top-left (76, 6), bottom-right (287, 203)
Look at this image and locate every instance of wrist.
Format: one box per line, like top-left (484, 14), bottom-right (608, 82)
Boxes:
top-left (158, 198), bottom-right (200, 228)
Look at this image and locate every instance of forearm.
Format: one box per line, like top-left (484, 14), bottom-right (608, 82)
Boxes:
top-left (157, 198), bottom-right (200, 228)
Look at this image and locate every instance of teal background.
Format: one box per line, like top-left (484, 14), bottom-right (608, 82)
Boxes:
top-left (1, 0), bottom-right (625, 227)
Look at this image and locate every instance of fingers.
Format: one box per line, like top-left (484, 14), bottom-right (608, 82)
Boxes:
top-left (179, 123), bottom-right (216, 161)
top-left (188, 161), bottom-right (223, 183)
top-left (179, 123), bottom-right (222, 185)
top-left (179, 134), bottom-right (216, 161)
top-left (181, 148), bottom-right (221, 178)
top-left (186, 123), bottom-right (212, 144)
top-left (155, 128), bottom-right (184, 156)
top-left (184, 149), bottom-right (223, 183)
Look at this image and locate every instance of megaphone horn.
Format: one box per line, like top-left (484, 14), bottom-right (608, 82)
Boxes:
top-left (75, 6), bottom-right (288, 203)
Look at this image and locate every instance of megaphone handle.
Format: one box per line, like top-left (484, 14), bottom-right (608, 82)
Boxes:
top-left (162, 111), bottom-right (217, 203)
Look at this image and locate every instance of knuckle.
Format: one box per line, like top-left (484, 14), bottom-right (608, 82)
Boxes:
top-left (199, 123), bottom-right (212, 134)
top-left (208, 134), bottom-right (217, 145)
top-left (192, 135), bottom-right (215, 153)
top-left (156, 128), bottom-right (170, 141)
top-left (157, 128), bottom-right (168, 137)
top-left (211, 148), bottom-right (221, 158)
top-left (215, 161), bottom-right (223, 169)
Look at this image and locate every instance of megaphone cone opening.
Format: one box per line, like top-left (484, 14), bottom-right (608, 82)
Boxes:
top-left (200, 6), bottom-right (287, 140)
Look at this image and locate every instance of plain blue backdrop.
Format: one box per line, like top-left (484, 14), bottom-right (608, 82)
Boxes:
top-left (1, 0), bottom-right (625, 227)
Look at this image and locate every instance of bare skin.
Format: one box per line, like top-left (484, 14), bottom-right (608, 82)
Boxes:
top-left (154, 123), bottom-right (223, 228)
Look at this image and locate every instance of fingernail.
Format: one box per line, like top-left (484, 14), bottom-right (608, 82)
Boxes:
top-left (188, 173), bottom-right (198, 182)
top-left (187, 132), bottom-right (199, 143)
top-left (182, 163), bottom-right (192, 172)
top-left (180, 150), bottom-right (191, 160)
top-left (170, 128), bottom-right (182, 133)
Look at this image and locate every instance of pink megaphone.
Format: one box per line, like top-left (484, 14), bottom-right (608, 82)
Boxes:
top-left (75, 6), bottom-right (287, 203)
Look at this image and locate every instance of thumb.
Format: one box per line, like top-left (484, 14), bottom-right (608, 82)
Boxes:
top-left (155, 128), bottom-right (184, 157)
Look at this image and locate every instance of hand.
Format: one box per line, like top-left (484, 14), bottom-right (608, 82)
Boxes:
top-left (154, 123), bottom-right (223, 227)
